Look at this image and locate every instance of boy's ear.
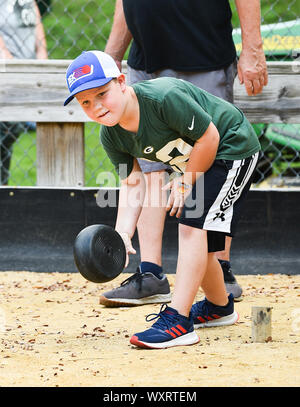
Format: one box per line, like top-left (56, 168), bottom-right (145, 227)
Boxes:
top-left (117, 74), bottom-right (126, 91)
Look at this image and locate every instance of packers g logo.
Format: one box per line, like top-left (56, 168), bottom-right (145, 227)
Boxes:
top-left (143, 146), bottom-right (154, 154)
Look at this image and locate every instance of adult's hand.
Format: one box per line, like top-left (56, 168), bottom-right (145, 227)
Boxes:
top-left (235, 0), bottom-right (268, 96)
top-left (238, 46), bottom-right (268, 96)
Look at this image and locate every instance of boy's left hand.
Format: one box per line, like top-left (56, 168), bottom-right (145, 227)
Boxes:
top-left (118, 232), bottom-right (136, 268)
top-left (162, 177), bottom-right (192, 218)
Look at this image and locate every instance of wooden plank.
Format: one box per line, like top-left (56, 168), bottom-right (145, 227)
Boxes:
top-left (265, 61), bottom-right (300, 75)
top-left (0, 105), bottom-right (89, 122)
top-left (0, 60), bottom-right (299, 122)
top-left (0, 59), bottom-right (71, 73)
top-left (2, 59), bottom-right (298, 75)
top-left (0, 72), bottom-right (89, 122)
top-left (36, 123), bottom-right (85, 187)
top-left (234, 74), bottom-right (300, 123)
top-left (1, 72), bottom-right (298, 123)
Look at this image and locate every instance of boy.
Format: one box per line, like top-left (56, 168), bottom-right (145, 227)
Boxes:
top-left (64, 51), bottom-right (260, 349)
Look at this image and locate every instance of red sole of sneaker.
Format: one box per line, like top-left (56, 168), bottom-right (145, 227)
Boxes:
top-left (195, 311), bottom-right (239, 328)
top-left (130, 335), bottom-right (156, 349)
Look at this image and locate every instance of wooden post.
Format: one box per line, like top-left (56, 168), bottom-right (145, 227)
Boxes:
top-left (251, 306), bottom-right (272, 343)
top-left (36, 122), bottom-right (85, 187)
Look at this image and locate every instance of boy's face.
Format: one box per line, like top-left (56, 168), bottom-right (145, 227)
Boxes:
top-left (75, 75), bottom-right (126, 126)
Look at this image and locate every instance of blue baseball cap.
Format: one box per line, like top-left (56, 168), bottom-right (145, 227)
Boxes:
top-left (64, 50), bottom-right (121, 106)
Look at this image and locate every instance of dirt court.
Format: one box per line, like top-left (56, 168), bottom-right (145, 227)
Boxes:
top-left (0, 271), bottom-right (300, 387)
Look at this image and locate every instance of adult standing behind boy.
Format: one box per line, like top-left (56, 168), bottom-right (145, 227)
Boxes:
top-left (0, 0), bottom-right (48, 185)
top-left (100, 0), bottom-right (268, 306)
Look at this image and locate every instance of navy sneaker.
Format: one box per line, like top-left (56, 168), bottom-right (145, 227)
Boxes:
top-left (130, 304), bottom-right (200, 349)
top-left (191, 294), bottom-right (239, 328)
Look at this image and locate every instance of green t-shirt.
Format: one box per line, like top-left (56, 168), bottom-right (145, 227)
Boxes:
top-left (100, 77), bottom-right (260, 179)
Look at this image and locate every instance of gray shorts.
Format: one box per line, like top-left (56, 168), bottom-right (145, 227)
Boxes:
top-left (127, 62), bottom-right (238, 173)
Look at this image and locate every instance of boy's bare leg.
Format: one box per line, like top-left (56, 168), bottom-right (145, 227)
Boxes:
top-left (137, 171), bottom-right (167, 266)
top-left (201, 252), bottom-right (228, 305)
top-left (170, 224), bottom-right (228, 317)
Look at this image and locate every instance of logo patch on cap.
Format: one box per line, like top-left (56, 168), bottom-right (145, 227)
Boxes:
top-left (68, 65), bottom-right (94, 87)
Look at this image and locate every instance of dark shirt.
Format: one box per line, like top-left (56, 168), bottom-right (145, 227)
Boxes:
top-left (123, 0), bottom-right (237, 73)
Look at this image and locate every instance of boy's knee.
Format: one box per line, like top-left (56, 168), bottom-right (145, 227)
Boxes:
top-left (143, 170), bottom-right (168, 207)
top-left (179, 223), bottom-right (205, 241)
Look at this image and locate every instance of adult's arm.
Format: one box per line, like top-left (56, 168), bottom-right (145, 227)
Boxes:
top-left (104, 0), bottom-right (132, 70)
top-left (34, 1), bottom-right (48, 59)
top-left (235, 0), bottom-right (268, 96)
top-left (0, 36), bottom-right (13, 58)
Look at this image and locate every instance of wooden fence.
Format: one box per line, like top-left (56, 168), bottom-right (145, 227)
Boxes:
top-left (0, 60), bottom-right (299, 187)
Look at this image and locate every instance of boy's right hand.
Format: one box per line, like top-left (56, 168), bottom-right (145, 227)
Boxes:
top-left (162, 177), bottom-right (192, 218)
top-left (117, 232), bottom-right (136, 268)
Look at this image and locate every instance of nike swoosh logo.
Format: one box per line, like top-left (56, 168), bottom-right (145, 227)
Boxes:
top-left (188, 116), bottom-right (195, 131)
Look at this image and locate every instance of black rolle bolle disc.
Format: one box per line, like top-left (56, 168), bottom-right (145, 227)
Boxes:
top-left (74, 224), bottom-right (126, 283)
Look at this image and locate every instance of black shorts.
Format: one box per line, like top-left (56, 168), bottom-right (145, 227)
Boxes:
top-left (179, 152), bottom-right (259, 252)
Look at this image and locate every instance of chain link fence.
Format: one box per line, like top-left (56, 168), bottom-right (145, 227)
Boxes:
top-left (1, 0), bottom-right (300, 187)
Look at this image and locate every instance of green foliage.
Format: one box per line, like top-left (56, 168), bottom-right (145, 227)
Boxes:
top-left (8, 123), bottom-right (117, 187)
top-left (8, 131), bottom-right (37, 186)
top-left (230, 0), bottom-right (300, 28)
top-left (42, 0), bottom-right (115, 59)
top-left (84, 123), bottom-right (118, 187)
top-left (42, 1), bottom-right (300, 58)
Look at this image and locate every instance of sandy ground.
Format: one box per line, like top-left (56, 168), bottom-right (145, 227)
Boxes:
top-left (0, 271), bottom-right (300, 388)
